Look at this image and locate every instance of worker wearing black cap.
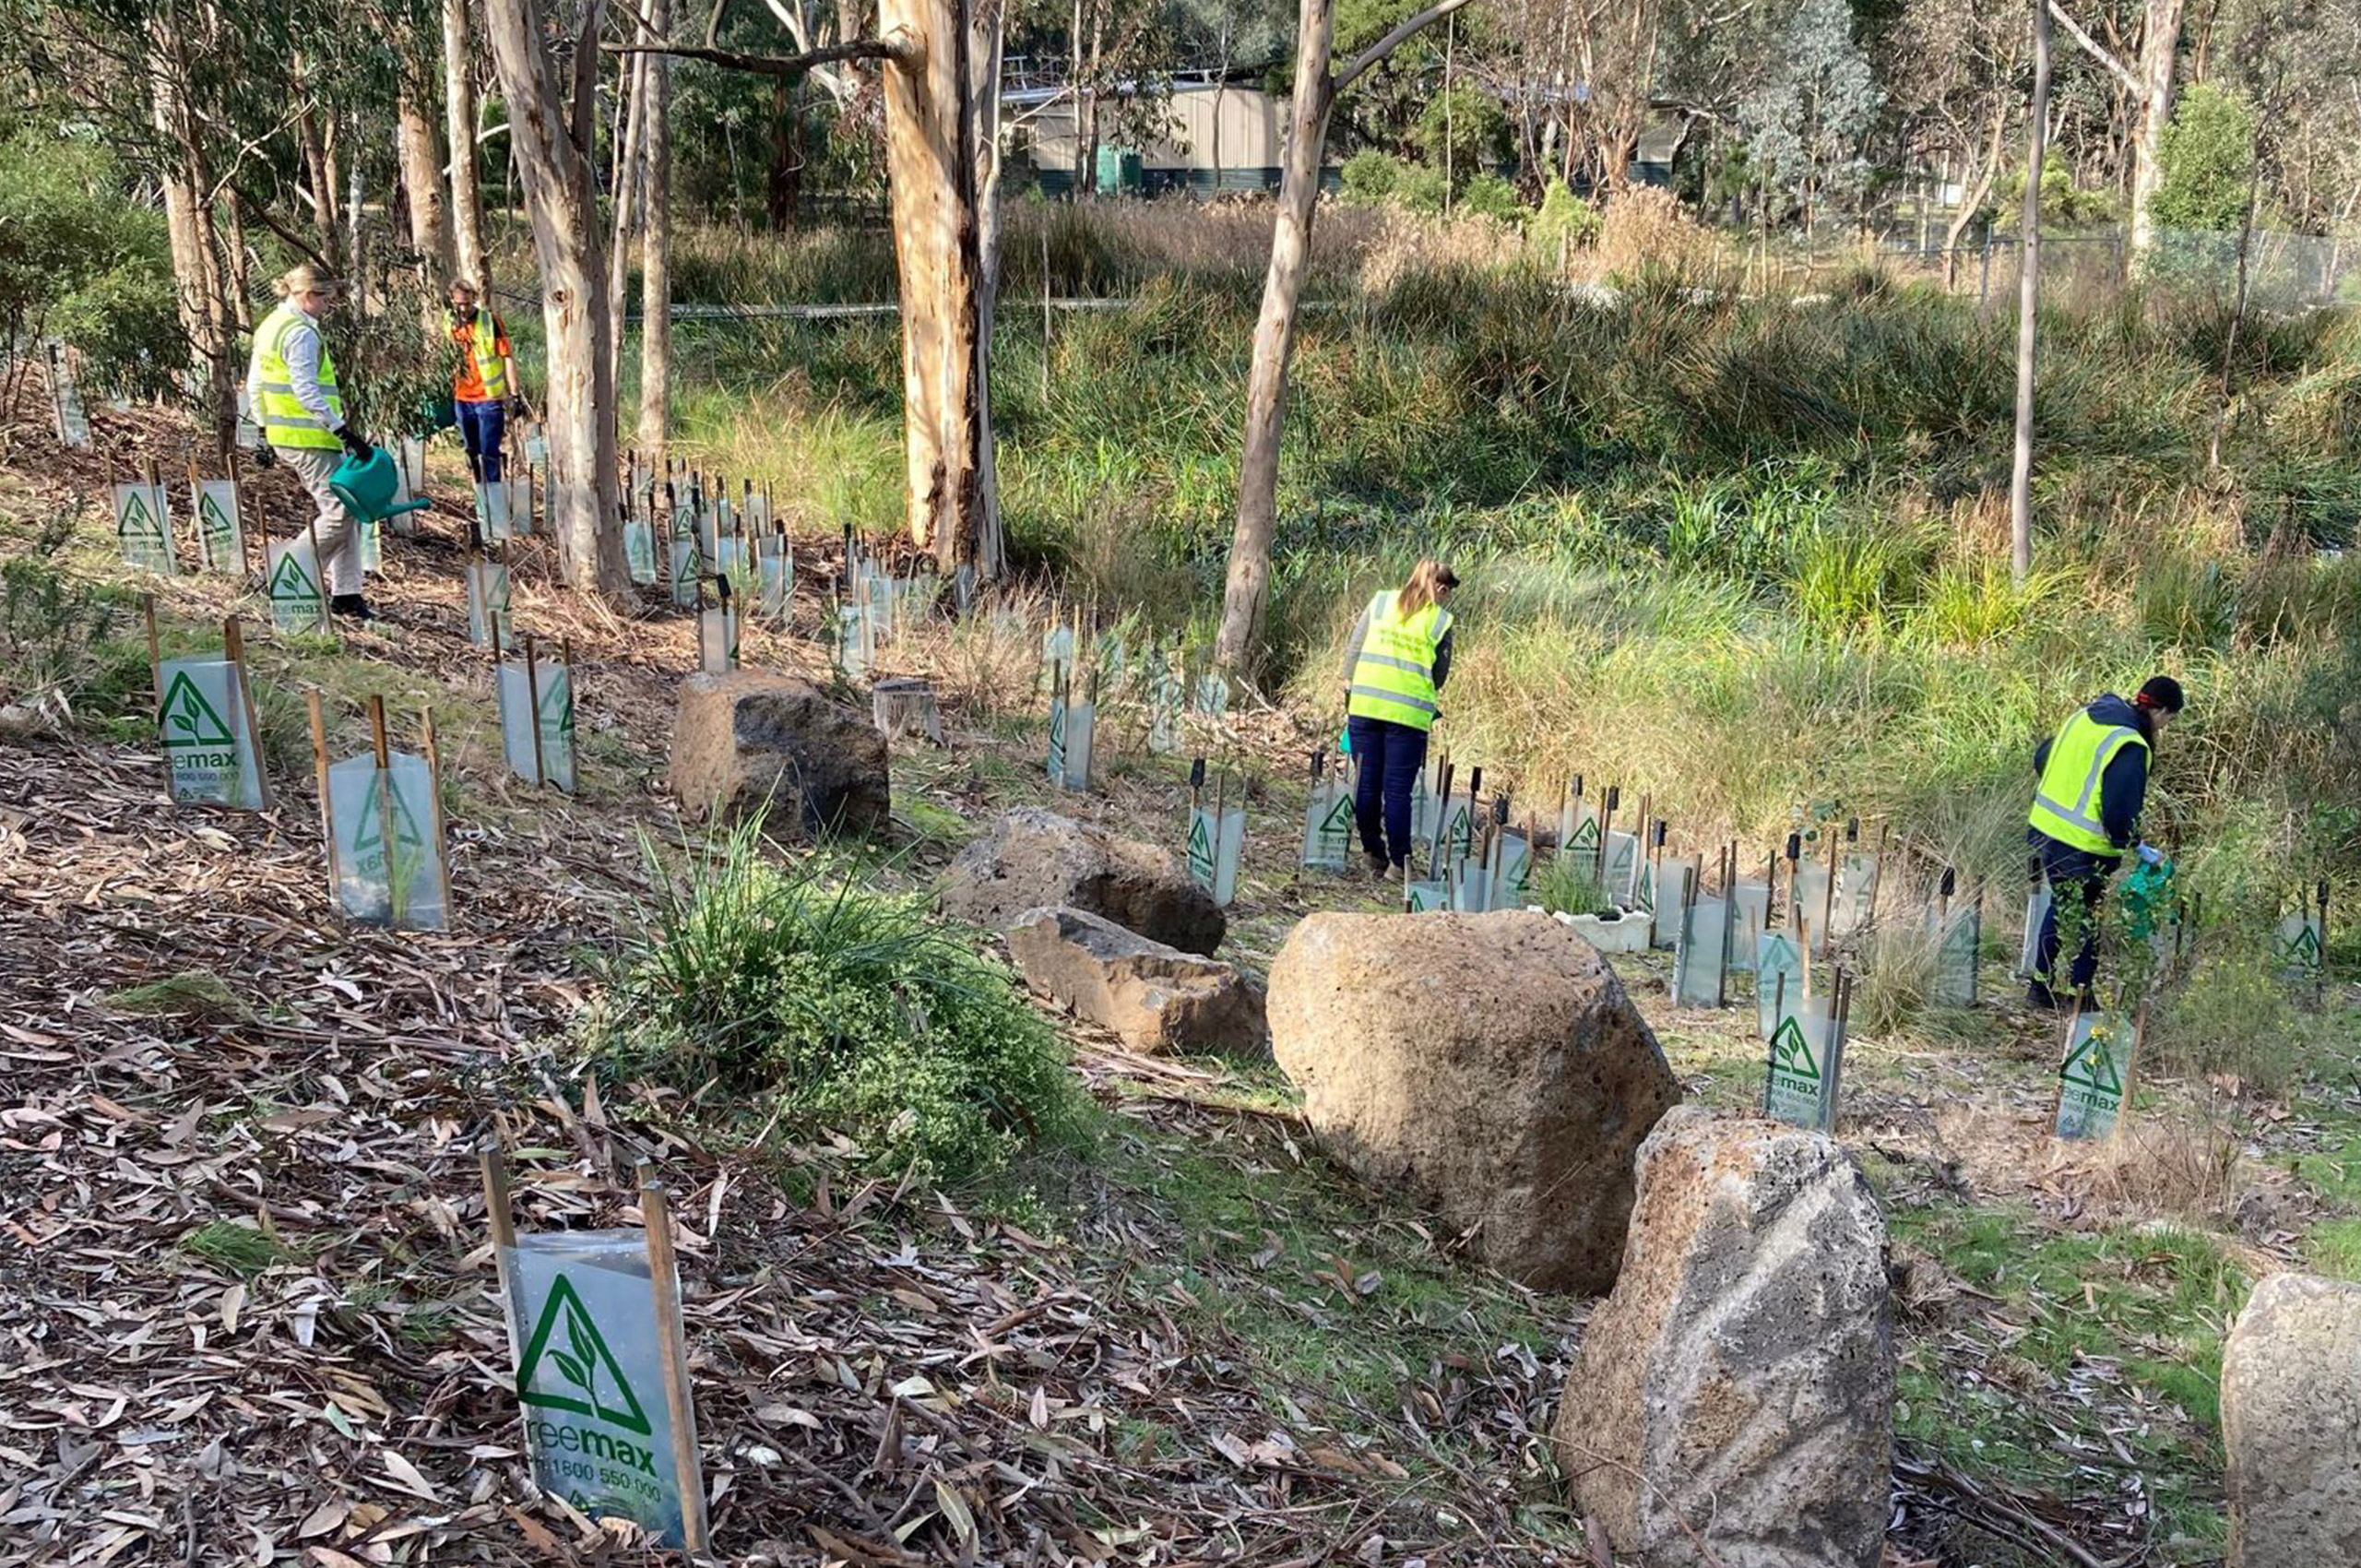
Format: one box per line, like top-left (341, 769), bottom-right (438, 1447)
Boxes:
top-left (2025, 674), bottom-right (2186, 1007)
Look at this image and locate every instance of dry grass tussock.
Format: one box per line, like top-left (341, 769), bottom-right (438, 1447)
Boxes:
top-left (898, 581), bottom-right (1058, 725)
top-left (2090, 1111), bottom-right (2247, 1223)
top-left (1593, 184), bottom-right (1737, 282)
top-left (1356, 208), bottom-right (1527, 296)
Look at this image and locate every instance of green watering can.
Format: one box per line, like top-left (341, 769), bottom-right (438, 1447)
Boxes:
top-left (329, 445), bottom-right (433, 525)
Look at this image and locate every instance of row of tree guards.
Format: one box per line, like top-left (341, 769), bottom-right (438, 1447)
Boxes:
top-left (1274, 749), bottom-right (2332, 1143)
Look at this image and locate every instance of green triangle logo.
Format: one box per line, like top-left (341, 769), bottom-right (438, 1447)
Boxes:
top-left (515, 1273), bottom-right (655, 1434)
top-left (2279, 922), bottom-right (2321, 966)
top-left (199, 494), bottom-right (234, 545)
top-left (1770, 1014), bottom-right (1821, 1079)
top-left (160, 670), bottom-right (234, 748)
top-left (1635, 861), bottom-right (1655, 913)
top-left (539, 673), bottom-right (574, 737)
top-left (269, 551), bottom-right (318, 601)
top-left (1570, 817), bottom-right (1599, 852)
top-left (1320, 797), bottom-right (1356, 833)
top-left (352, 770), bottom-right (427, 852)
top-left (2060, 1024), bottom-right (2124, 1096)
top-left (119, 489), bottom-right (160, 540)
top-left (1188, 814), bottom-right (1213, 879)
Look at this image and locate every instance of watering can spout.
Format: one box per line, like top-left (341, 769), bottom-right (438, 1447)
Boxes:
top-left (328, 445), bottom-right (433, 524)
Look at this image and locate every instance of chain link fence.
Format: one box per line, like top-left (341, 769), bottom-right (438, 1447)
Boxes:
top-left (1755, 223), bottom-right (2359, 315)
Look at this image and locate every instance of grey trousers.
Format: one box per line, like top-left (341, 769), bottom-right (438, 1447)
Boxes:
top-left (277, 445), bottom-right (363, 596)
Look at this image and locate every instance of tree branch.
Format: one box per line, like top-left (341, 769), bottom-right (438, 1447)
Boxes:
top-left (1333, 0), bottom-right (1477, 95)
top-left (603, 36), bottom-right (905, 74)
top-left (2045, 0), bottom-right (2140, 93)
top-left (229, 179), bottom-right (336, 273)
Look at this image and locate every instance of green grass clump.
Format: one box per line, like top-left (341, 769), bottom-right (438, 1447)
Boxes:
top-left (591, 817), bottom-right (1079, 1186)
top-left (181, 1220), bottom-right (298, 1277)
top-left (104, 970), bottom-right (253, 1024)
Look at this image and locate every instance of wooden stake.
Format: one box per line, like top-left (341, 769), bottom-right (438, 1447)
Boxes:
top-left (476, 1137), bottom-right (529, 1388)
top-left (225, 616), bottom-right (272, 809)
top-left (308, 514), bottom-right (332, 631)
top-left (228, 445), bottom-right (255, 581)
top-left (421, 707), bottom-right (452, 917)
top-left (522, 635), bottom-right (548, 787)
top-left (636, 1160), bottom-right (710, 1553)
top-left (142, 593), bottom-right (163, 732)
top-left (307, 689), bottom-right (341, 902)
top-left (368, 695), bottom-right (397, 921)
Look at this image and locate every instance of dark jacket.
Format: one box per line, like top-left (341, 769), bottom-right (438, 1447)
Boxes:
top-left (2031, 692), bottom-right (2152, 852)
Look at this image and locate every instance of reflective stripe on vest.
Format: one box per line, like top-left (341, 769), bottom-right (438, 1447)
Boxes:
top-left (1347, 590), bottom-right (1452, 732)
top-left (463, 309), bottom-right (507, 399)
top-left (2028, 709), bottom-right (2147, 855)
top-left (251, 303), bottom-right (343, 450)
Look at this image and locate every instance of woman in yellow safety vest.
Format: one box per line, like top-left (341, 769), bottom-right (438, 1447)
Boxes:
top-left (2025, 674), bottom-right (2184, 1007)
top-left (244, 264), bottom-right (376, 619)
top-left (1341, 559), bottom-right (1459, 877)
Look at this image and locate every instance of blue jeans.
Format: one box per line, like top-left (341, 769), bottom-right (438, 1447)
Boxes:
top-left (2031, 833), bottom-right (2118, 992)
top-left (457, 398), bottom-right (505, 481)
top-left (1347, 715), bottom-right (1430, 868)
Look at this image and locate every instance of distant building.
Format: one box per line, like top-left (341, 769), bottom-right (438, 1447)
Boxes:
top-left (1008, 74), bottom-right (1309, 197)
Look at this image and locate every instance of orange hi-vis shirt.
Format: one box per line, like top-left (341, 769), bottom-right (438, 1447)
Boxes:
top-left (450, 310), bottom-right (511, 402)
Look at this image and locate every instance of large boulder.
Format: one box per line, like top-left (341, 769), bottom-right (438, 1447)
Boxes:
top-left (1008, 906), bottom-right (1266, 1055)
top-left (1266, 909), bottom-right (1681, 1291)
top-left (2222, 1272), bottom-right (2361, 1565)
top-left (670, 672), bottom-right (890, 837)
top-left (940, 808), bottom-right (1224, 955)
top-left (1551, 1106), bottom-right (1894, 1568)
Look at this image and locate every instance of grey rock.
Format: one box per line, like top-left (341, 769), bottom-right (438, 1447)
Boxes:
top-left (1267, 909), bottom-right (1682, 1292)
top-left (939, 807), bottom-right (1224, 955)
top-left (2223, 1271), bottom-right (2361, 1566)
top-left (1551, 1105), bottom-right (1894, 1568)
top-left (1007, 906), bottom-right (1265, 1054)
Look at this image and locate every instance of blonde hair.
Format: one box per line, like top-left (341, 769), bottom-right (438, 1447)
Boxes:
top-left (1396, 558), bottom-right (1457, 619)
top-left (272, 264), bottom-right (335, 301)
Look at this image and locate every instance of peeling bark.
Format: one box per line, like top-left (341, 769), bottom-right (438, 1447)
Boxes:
top-left (483, 0), bottom-right (629, 594)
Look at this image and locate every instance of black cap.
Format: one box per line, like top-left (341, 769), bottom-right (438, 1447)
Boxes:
top-left (2137, 675), bottom-right (2186, 713)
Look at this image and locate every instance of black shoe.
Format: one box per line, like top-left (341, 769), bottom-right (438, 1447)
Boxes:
top-left (1364, 849), bottom-right (1391, 880)
top-left (2025, 981), bottom-right (2064, 1011)
top-left (329, 594), bottom-right (376, 622)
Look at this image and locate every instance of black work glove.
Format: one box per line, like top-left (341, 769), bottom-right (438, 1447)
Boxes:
top-left (336, 426), bottom-right (374, 461)
top-left (251, 441), bottom-right (277, 471)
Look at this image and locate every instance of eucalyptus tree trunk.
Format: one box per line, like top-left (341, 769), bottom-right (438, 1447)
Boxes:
top-left (2010, 0), bottom-right (2052, 585)
top-left (443, 0), bottom-right (491, 284)
top-left (878, 0), bottom-right (1005, 576)
top-left (1214, 0), bottom-right (1474, 671)
top-left (397, 89), bottom-right (458, 283)
top-left (637, 0), bottom-right (675, 453)
top-left (483, 0), bottom-right (629, 593)
top-left (1213, 0), bottom-right (1332, 673)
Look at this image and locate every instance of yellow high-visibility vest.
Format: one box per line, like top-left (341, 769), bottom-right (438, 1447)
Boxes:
top-left (2028, 706), bottom-right (2149, 855)
top-left (459, 309), bottom-right (507, 399)
top-left (1347, 590), bottom-right (1452, 732)
top-left (249, 302), bottom-right (343, 451)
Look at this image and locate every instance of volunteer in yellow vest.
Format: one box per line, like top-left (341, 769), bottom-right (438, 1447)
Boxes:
top-left (2025, 675), bottom-right (2184, 1008)
top-left (243, 265), bottom-right (377, 619)
top-left (446, 279), bottom-right (518, 483)
top-left (1341, 559), bottom-right (1459, 877)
